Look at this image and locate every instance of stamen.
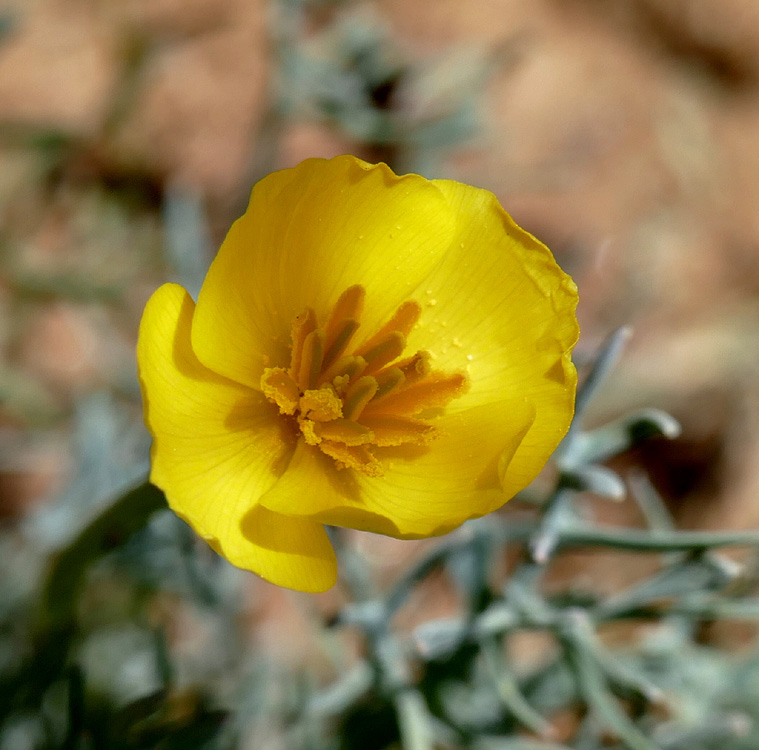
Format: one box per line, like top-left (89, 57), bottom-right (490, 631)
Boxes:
top-left (261, 289), bottom-right (467, 476)
top-left (332, 375), bottom-right (351, 396)
top-left (360, 331), bottom-right (406, 375)
top-left (372, 367), bottom-right (405, 401)
top-left (355, 300), bottom-right (422, 356)
top-left (320, 440), bottom-right (383, 477)
top-left (324, 285), bottom-right (365, 341)
top-left (299, 418), bottom-right (320, 446)
top-left (288, 308), bottom-right (317, 380)
top-left (322, 319), bottom-right (360, 369)
top-left (394, 350), bottom-right (431, 385)
top-left (359, 415), bottom-right (438, 446)
top-left (319, 355), bottom-right (367, 388)
top-left (363, 372), bottom-right (469, 416)
top-left (260, 368), bottom-right (300, 415)
top-left (297, 329), bottom-right (326, 391)
top-left (299, 388), bottom-right (343, 422)
top-left (343, 376), bottom-right (379, 421)
top-left (314, 418), bottom-right (375, 445)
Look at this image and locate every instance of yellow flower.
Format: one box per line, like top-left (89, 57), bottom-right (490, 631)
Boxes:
top-left (137, 155), bottom-right (578, 593)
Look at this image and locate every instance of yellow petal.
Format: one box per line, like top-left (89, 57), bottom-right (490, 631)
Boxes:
top-left (235, 503), bottom-right (337, 593)
top-left (137, 283), bottom-right (336, 592)
top-left (191, 155), bottom-right (456, 389)
top-left (259, 398), bottom-right (536, 539)
top-left (407, 180), bottom-right (579, 498)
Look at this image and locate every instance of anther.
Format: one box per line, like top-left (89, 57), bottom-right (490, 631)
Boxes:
top-left (395, 350), bottom-right (431, 385)
top-left (355, 300), bottom-right (421, 357)
top-left (359, 331), bottom-right (406, 375)
top-left (372, 367), bottom-right (405, 401)
top-left (324, 285), bottom-right (365, 339)
top-left (320, 441), bottom-right (383, 477)
top-left (260, 368), bottom-right (300, 414)
top-left (359, 415), bottom-right (438, 446)
top-left (343, 376), bottom-right (379, 421)
top-left (319, 355), bottom-right (367, 388)
top-left (297, 329), bottom-right (326, 391)
top-left (322, 319), bottom-right (360, 369)
top-left (299, 388), bottom-right (343, 422)
top-left (363, 372), bottom-right (468, 416)
top-left (288, 307), bottom-right (317, 380)
top-left (314, 418), bottom-right (375, 445)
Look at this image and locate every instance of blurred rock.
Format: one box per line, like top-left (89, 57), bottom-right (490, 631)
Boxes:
top-left (18, 302), bottom-right (102, 391)
top-left (112, 2), bottom-right (269, 199)
top-left (115, 0), bottom-right (241, 39)
top-left (0, 433), bottom-right (68, 518)
top-left (0, 0), bottom-right (119, 135)
top-left (276, 121), bottom-right (357, 170)
top-left (379, 0), bottom-right (555, 52)
top-left (3, 0), bottom-right (759, 624)
top-left (634, 0), bottom-right (759, 84)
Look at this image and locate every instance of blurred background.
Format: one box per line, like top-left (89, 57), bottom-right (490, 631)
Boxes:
top-left (1, 1), bottom-right (759, 748)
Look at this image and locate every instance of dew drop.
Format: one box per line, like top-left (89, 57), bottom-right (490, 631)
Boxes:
top-left (452, 337), bottom-right (462, 347)
top-left (428, 299), bottom-right (437, 306)
top-left (466, 354), bottom-right (473, 361)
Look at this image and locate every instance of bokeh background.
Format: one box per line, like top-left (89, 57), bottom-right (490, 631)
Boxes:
top-left (2, 1), bottom-right (759, 748)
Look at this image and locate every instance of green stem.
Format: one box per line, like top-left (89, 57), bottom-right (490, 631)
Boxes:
top-left (563, 628), bottom-right (658, 750)
top-left (41, 479), bottom-right (166, 626)
top-left (556, 526), bottom-right (759, 552)
top-left (394, 689), bottom-right (434, 750)
top-left (481, 636), bottom-right (551, 736)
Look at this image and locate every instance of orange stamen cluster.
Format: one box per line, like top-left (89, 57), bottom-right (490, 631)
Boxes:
top-left (261, 285), bottom-right (468, 476)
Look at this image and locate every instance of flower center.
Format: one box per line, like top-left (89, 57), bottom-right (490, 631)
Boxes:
top-left (260, 285), bottom-right (468, 476)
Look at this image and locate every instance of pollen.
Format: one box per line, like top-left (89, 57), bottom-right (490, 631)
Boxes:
top-left (261, 285), bottom-right (469, 476)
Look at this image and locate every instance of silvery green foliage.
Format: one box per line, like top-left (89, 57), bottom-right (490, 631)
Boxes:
top-left (2, 330), bottom-right (758, 750)
top-left (1, 4), bottom-right (757, 747)
top-left (292, 329), bottom-right (759, 750)
top-left (271, 0), bottom-right (488, 176)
